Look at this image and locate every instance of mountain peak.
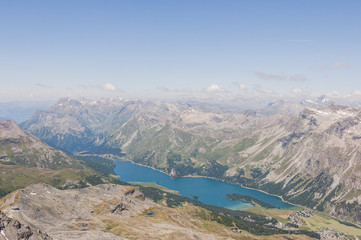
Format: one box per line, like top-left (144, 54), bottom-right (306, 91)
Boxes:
top-left (56, 97), bottom-right (82, 106)
top-left (0, 120), bottom-right (80, 169)
top-left (300, 95), bottom-right (334, 108)
top-left (0, 120), bottom-right (29, 139)
top-left (318, 95), bottom-right (330, 103)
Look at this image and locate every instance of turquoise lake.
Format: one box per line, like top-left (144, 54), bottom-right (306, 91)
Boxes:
top-left (114, 160), bottom-right (294, 210)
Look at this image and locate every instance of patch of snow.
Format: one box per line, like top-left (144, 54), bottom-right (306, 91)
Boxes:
top-left (320, 96), bottom-right (330, 103)
top-left (336, 110), bottom-right (356, 117)
top-left (309, 108), bottom-right (356, 119)
top-left (305, 99), bottom-right (316, 104)
top-left (309, 108), bottom-right (332, 117)
top-left (1, 230), bottom-right (9, 240)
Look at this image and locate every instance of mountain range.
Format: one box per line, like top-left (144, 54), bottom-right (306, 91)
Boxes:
top-left (20, 97), bottom-right (361, 225)
top-left (0, 120), bottom-right (320, 239)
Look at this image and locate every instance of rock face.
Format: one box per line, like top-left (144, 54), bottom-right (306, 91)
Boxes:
top-left (0, 211), bottom-right (52, 240)
top-left (21, 98), bottom-right (361, 224)
top-left (0, 120), bottom-right (81, 169)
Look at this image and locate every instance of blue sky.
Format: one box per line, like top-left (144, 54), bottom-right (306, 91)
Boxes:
top-left (1, 1), bottom-right (360, 102)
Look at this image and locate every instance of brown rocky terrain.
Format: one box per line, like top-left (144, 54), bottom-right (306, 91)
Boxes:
top-left (0, 211), bottom-right (51, 240)
top-left (0, 184), bottom-right (315, 240)
top-left (0, 183), bottom-right (149, 239)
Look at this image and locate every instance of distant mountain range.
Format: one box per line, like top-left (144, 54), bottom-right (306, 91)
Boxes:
top-left (20, 97), bottom-right (361, 225)
top-left (0, 101), bottom-right (54, 123)
top-left (0, 119), bottom-right (322, 239)
top-left (260, 95), bottom-right (334, 115)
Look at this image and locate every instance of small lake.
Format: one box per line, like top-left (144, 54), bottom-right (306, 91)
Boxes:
top-left (114, 160), bottom-right (294, 210)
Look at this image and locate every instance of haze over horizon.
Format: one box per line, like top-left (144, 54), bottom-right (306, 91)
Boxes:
top-left (1, 1), bottom-right (360, 103)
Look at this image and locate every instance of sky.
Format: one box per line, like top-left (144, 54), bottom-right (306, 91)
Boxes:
top-left (1, 1), bottom-right (361, 103)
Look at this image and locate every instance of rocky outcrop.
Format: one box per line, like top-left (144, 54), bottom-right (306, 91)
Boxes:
top-left (0, 211), bottom-right (52, 240)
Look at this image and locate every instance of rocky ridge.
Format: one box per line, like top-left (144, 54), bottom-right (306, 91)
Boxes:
top-left (0, 120), bottom-right (81, 169)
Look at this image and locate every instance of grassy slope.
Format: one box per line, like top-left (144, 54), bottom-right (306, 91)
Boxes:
top-left (247, 205), bottom-right (361, 236)
top-left (104, 203), bottom-right (316, 240)
top-left (133, 182), bottom-right (361, 237)
top-left (131, 182), bottom-right (179, 194)
top-left (0, 164), bottom-right (99, 197)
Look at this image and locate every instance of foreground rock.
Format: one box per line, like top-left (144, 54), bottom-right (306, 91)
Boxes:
top-left (0, 211), bottom-right (52, 240)
top-left (0, 183), bottom-right (250, 240)
top-left (0, 183), bottom-right (316, 240)
top-left (0, 183), bottom-right (150, 240)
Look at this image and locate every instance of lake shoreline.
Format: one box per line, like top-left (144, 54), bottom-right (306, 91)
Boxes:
top-left (115, 158), bottom-right (299, 210)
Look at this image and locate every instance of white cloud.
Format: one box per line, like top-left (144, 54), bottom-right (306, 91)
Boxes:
top-left (232, 82), bottom-right (247, 91)
top-left (254, 72), bottom-right (285, 81)
top-left (352, 90), bottom-right (361, 96)
top-left (204, 84), bottom-right (226, 93)
top-left (322, 90), bottom-right (361, 106)
top-left (100, 83), bottom-right (117, 91)
top-left (238, 83), bottom-right (247, 90)
top-left (333, 61), bottom-right (350, 69)
top-left (311, 62), bottom-right (351, 71)
top-left (326, 91), bottom-right (342, 98)
top-left (254, 85), bottom-right (276, 95)
top-left (36, 83), bottom-right (53, 88)
top-left (255, 72), bottom-right (308, 82)
top-left (290, 88), bottom-right (303, 94)
top-left (289, 75), bottom-right (308, 81)
top-left (174, 88), bottom-right (199, 94)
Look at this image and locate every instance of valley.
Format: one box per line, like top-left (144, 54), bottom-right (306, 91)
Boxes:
top-left (2, 97), bottom-right (361, 239)
top-left (20, 97), bottom-right (361, 226)
top-left (0, 118), bottom-right (323, 239)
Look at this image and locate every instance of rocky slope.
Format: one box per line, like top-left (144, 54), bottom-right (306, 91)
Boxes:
top-left (0, 211), bottom-right (52, 240)
top-left (0, 183), bottom-right (315, 240)
top-left (21, 98), bottom-right (361, 224)
top-left (229, 105), bottom-right (361, 224)
top-left (0, 120), bottom-right (82, 169)
top-left (0, 183), bottom-right (148, 239)
top-left (0, 120), bottom-right (119, 199)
